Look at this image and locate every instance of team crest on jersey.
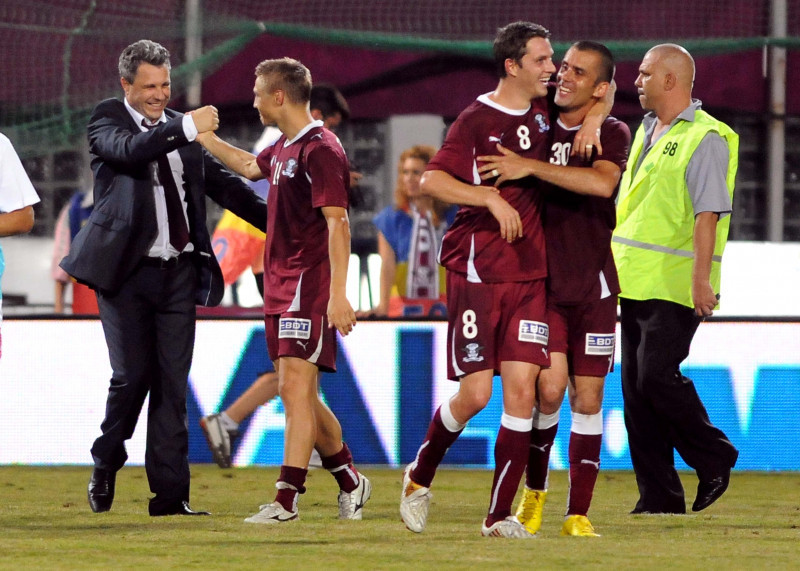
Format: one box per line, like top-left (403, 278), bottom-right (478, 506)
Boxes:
top-left (519, 320), bottom-right (549, 344)
top-left (281, 158), bottom-right (298, 178)
top-left (278, 317), bottom-right (311, 340)
top-left (534, 113), bottom-right (550, 134)
top-left (585, 333), bottom-right (615, 355)
top-left (462, 342), bottom-right (485, 363)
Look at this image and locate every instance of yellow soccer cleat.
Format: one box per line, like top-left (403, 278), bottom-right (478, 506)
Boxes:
top-left (514, 488), bottom-right (547, 535)
top-left (560, 514), bottom-right (601, 537)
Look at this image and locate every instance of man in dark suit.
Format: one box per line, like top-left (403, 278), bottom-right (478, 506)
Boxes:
top-left (60, 39), bottom-right (266, 516)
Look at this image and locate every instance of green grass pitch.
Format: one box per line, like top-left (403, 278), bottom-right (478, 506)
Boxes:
top-left (1, 466), bottom-right (798, 568)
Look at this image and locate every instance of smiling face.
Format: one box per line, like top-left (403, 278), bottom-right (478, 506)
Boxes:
top-left (121, 62), bottom-right (170, 122)
top-left (554, 47), bottom-right (605, 112)
top-left (511, 37), bottom-right (557, 99)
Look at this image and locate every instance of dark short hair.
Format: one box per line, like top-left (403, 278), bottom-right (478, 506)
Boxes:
top-left (310, 84), bottom-right (350, 121)
top-left (254, 57), bottom-right (312, 104)
top-left (570, 40), bottom-right (616, 84)
top-left (119, 39), bottom-right (170, 84)
top-left (493, 21), bottom-right (551, 78)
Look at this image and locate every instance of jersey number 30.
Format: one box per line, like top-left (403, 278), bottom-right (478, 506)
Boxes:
top-left (549, 142), bottom-right (572, 166)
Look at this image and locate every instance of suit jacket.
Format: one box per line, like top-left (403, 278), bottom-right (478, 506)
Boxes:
top-left (60, 98), bottom-right (266, 306)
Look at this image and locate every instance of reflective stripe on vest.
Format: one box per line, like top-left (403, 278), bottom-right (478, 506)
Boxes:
top-left (611, 235), bottom-right (723, 263)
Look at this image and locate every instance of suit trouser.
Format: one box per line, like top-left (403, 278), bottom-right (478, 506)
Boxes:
top-left (619, 298), bottom-right (738, 513)
top-left (92, 257), bottom-right (196, 509)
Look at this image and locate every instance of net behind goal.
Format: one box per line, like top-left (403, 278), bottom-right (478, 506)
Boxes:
top-left (0, 0), bottom-right (796, 159)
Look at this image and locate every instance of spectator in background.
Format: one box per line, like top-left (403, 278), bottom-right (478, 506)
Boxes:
top-left (358, 145), bottom-right (456, 318)
top-left (52, 188), bottom-right (98, 314)
top-left (201, 83), bottom-right (360, 468)
top-left (0, 132), bottom-right (40, 359)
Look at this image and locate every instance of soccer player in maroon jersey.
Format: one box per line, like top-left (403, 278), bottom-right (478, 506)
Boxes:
top-left (195, 58), bottom-right (370, 524)
top-left (478, 41), bottom-right (631, 537)
top-left (399, 22), bottom-right (606, 539)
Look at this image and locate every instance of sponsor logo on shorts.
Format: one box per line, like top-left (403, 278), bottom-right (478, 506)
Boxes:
top-left (585, 333), bottom-right (615, 356)
top-left (519, 320), bottom-right (549, 345)
top-left (462, 342), bottom-right (485, 363)
top-left (279, 318), bottom-right (312, 340)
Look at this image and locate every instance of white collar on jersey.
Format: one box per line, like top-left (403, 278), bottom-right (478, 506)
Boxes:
top-left (283, 119), bottom-right (325, 146)
top-left (477, 92), bottom-right (530, 116)
top-left (556, 117), bottom-right (582, 131)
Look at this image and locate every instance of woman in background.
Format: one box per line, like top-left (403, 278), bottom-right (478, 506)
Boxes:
top-left (361, 145), bottom-right (456, 318)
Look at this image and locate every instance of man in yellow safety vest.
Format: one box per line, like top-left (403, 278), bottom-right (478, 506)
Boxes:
top-left (611, 44), bottom-right (739, 515)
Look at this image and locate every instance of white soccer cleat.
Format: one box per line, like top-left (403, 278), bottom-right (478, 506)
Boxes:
top-left (338, 473), bottom-right (372, 520)
top-left (244, 502), bottom-right (299, 524)
top-left (199, 414), bottom-right (237, 468)
top-left (481, 516), bottom-right (536, 539)
top-left (400, 464), bottom-right (432, 533)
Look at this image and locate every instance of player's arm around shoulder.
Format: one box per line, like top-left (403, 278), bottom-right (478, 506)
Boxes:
top-left (322, 205), bottom-right (356, 336)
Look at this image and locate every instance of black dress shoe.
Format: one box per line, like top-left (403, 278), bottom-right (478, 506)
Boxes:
top-left (149, 500), bottom-right (211, 517)
top-left (88, 468), bottom-right (116, 513)
top-left (692, 470), bottom-right (731, 512)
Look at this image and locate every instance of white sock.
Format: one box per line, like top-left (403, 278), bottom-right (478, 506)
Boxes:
top-left (219, 412), bottom-right (239, 431)
top-left (500, 412), bottom-right (533, 432)
top-left (532, 407), bottom-right (560, 430)
top-left (571, 411), bottom-right (603, 435)
top-left (440, 399), bottom-right (467, 432)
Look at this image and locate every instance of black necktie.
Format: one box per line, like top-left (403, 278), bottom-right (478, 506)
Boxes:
top-left (142, 120), bottom-right (190, 252)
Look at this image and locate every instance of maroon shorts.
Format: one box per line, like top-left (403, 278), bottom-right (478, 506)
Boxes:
top-left (446, 271), bottom-right (549, 380)
top-left (265, 312), bottom-right (338, 373)
top-left (546, 295), bottom-right (617, 377)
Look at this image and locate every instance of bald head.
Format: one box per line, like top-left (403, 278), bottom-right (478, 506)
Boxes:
top-left (635, 43), bottom-right (695, 120)
top-left (646, 44), bottom-right (695, 90)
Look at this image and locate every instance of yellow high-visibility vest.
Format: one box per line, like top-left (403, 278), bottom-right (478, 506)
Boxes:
top-left (611, 110), bottom-right (738, 308)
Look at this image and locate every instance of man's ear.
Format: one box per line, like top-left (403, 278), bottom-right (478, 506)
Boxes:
top-left (592, 82), bottom-right (610, 99)
top-left (274, 90), bottom-right (285, 105)
top-left (310, 108), bottom-right (323, 121)
top-left (663, 72), bottom-right (676, 91)
top-left (505, 57), bottom-right (519, 78)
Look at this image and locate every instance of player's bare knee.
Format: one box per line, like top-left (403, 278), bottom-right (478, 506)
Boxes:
top-left (455, 386), bottom-right (492, 416)
top-left (537, 383), bottom-right (566, 412)
top-left (571, 399), bottom-right (602, 416)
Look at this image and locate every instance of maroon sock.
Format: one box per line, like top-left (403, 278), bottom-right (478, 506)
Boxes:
top-left (321, 442), bottom-right (360, 493)
top-left (410, 407), bottom-right (462, 488)
top-left (486, 423), bottom-right (531, 525)
top-left (567, 432), bottom-right (601, 516)
top-left (275, 465), bottom-right (307, 513)
top-left (525, 424), bottom-right (558, 490)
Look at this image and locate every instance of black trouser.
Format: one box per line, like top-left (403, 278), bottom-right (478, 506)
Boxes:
top-left (619, 298), bottom-right (738, 513)
top-left (91, 257), bottom-right (196, 511)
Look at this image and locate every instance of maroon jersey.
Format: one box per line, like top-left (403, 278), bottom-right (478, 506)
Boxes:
top-left (256, 121), bottom-right (350, 314)
top-left (428, 93), bottom-right (551, 283)
top-left (543, 116), bottom-right (631, 304)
